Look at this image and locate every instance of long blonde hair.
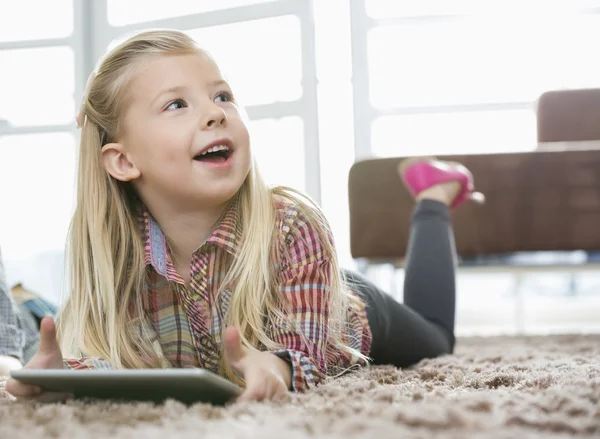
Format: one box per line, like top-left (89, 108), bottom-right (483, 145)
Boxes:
top-left (57, 29), bottom-right (367, 378)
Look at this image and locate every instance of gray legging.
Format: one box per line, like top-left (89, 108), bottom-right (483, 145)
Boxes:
top-left (346, 199), bottom-right (456, 367)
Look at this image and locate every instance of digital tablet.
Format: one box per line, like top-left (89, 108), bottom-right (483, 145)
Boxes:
top-left (10, 368), bottom-right (242, 405)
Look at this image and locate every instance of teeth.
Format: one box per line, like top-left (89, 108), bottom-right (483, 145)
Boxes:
top-left (201, 144), bottom-right (230, 155)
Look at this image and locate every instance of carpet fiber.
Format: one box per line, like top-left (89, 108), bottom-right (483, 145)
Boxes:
top-left (1, 334), bottom-right (599, 438)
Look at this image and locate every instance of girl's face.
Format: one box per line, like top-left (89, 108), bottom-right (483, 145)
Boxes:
top-left (102, 52), bottom-right (251, 212)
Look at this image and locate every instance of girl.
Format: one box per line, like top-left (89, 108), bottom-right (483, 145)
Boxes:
top-left (5, 30), bottom-right (483, 402)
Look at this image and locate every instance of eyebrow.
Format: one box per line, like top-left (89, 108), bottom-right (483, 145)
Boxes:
top-left (210, 79), bottom-right (229, 88)
top-left (151, 80), bottom-right (230, 106)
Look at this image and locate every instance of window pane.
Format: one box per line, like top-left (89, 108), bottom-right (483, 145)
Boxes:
top-left (368, 15), bottom-right (600, 109)
top-left (366, 0), bottom-right (478, 19)
top-left (0, 47), bottom-right (75, 127)
top-left (560, 15), bottom-right (600, 90)
top-left (0, 0), bottom-right (72, 42)
top-left (316, 81), bottom-right (355, 268)
top-left (0, 133), bottom-right (76, 258)
top-left (249, 116), bottom-right (304, 190)
top-left (108, 0), bottom-right (277, 26)
top-left (365, 0), bottom-right (600, 19)
top-left (188, 16), bottom-right (302, 106)
top-left (371, 110), bottom-right (536, 157)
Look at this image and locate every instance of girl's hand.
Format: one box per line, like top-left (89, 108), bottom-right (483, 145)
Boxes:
top-left (223, 326), bottom-right (292, 402)
top-left (6, 317), bottom-right (70, 401)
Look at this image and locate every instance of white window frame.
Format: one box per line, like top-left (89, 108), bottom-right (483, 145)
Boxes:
top-left (0, 1), bottom-right (88, 139)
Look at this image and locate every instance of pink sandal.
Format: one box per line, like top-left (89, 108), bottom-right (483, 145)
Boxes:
top-left (398, 157), bottom-right (485, 209)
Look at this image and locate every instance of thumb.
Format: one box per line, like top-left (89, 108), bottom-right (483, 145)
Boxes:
top-left (38, 317), bottom-right (60, 355)
top-left (223, 326), bottom-right (249, 371)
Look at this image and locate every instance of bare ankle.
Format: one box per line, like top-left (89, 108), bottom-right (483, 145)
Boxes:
top-left (415, 181), bottom-right (461, 205)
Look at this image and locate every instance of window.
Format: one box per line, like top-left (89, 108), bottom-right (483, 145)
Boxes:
top-left (366, 0), bottom-right (479, 18)
top-left (0, 1), bottom-right (76, 302)
top-left (107, 0), bottom-right (277, 26)
top-left (187, 15), bottom-right (302, 107)
top-left (365, 0), bottom-right (600, 19)
top-left (249, 117), bottom-right (305, 189)
top-left (368, 16), bottom-right (600, 109)
top-left (0, 0), bottom-right (73, 42)
top-left (352, 0), bottom-right (600, 158)
top-left (0, 133), bottom-right (76, 258)
top-left (0, 47), bottom-right (75, 127)
top-left (371, 110), bottom-right (536, 157)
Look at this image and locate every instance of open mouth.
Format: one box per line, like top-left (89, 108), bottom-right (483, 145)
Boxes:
top-left (193, 144), bottom-right (232, 163)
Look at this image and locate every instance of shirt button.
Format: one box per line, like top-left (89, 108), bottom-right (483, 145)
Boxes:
top-left (194, 273), bottom-right (201, 280)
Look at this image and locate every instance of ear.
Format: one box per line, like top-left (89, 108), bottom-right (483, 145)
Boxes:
top-left (101, 142), bottom-right (141, 182)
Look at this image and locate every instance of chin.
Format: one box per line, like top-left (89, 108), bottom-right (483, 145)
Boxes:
top-left (199, 184), bottom-right (243, 206)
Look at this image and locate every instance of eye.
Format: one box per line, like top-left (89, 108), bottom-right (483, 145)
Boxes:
top-left (165, 98), bottom-right (187, 111)
top-left (215, 91), bottom-right (234, 103)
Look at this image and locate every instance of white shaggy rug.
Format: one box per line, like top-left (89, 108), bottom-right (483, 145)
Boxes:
top-left (1, 334), bottom-right (599, 438)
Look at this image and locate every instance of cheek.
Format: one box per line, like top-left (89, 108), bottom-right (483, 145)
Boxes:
top-left (136, 131), bottom-right (191, 168)
top-left (239, 130), bottom-right (251, 154)
top-left (232, 119), bottom-right (251, 149)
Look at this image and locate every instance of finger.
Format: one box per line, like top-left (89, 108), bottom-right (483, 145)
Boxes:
top-left (223, 327), bottom-right (249, 371)
top-left (272, 382), bottom-right (289, 401)
top-left (264, 377), bottom-right (287, 401)
top-left (6, 378), bottom-right (42, 398)
top-left (38, 317), bottom-right (61, 356)
top-left (235, 368), bottom-right (269, 403)
top-left (237, 384), bottom-right (266, 403)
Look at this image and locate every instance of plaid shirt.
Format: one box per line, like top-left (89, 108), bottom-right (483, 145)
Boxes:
top-left (65, 199), bottom-right (372, 391)
top-left (0, 248), bottom-right (40, 363)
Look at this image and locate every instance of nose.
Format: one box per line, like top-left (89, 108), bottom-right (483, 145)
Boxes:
top-left (201, 101), bottom-right (227, 129)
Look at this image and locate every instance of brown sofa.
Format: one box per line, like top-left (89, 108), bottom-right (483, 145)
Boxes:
top-left (349, 150), bottom-right (600, 264)
top-left (537, 88), bottom-right (600, 142)
top-left (349, 88), bottom-right (600, 265)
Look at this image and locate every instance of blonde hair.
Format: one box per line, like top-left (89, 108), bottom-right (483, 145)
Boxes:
top-left (57, 29), bottom-right (366, 379)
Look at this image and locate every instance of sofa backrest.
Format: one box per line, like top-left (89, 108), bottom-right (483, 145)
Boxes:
top-left (349, 150), bottom-right (600, 261)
